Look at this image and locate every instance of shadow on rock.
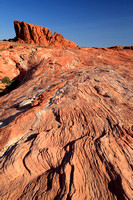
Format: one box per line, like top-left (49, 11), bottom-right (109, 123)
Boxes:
top-left (108, 174), bottom-right (126, 200)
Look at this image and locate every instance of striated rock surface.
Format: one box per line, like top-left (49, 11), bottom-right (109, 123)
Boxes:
top-left (0, 42), bottom-right (133, 200)
top-left (13, 21), bottom-right (77, 47)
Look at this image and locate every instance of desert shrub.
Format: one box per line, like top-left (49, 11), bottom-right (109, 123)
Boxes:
top-left (2, 76), bottom-right (11, 85)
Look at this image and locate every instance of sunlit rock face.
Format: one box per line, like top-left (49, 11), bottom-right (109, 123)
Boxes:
top-left (13, 21), bottom-right (77, 47)
top-left (0, 42), bottom-right (133, 200)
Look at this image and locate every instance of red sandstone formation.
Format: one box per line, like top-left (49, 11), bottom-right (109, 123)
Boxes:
top-left (13, 20), bottom-right (77, 47)
top-left (0, 41), bottom-right (133, 200)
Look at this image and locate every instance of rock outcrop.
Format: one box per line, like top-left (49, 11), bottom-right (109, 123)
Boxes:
top-left (0, 42), bottom-right (133, 200)
top-left (13, 21), bottom-right (77, 47)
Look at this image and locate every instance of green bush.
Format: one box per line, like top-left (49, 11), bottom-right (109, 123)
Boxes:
top-left (2, 76), bottom-right (11, 85)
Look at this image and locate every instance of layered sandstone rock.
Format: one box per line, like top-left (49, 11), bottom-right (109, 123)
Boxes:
top-left (0, 42), bottom-right (133, 200)
top-left (13, 21), bottom-right (77, 47)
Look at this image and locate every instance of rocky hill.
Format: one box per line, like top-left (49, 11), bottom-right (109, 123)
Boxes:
top-left (10, 21), bottom-right (77, 47)
top-left (0, 41), bottom-right (133, 200)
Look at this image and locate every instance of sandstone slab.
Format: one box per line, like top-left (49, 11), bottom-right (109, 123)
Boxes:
top-left (0, 43), bottom-right (133, 200)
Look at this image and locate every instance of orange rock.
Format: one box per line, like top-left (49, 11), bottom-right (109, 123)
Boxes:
top-left (43, 27), bottom-right (52, 39)
top-left (0, 42), bottom-right (133, 200)
top-left (13, 21), bottom-right (77, 47)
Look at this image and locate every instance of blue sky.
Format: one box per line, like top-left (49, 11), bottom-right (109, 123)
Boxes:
top-left (0, 0), bottom-right (133, 47)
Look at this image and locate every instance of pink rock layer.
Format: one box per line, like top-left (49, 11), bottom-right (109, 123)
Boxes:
top-left (0, 42), bottom-right (133, 200)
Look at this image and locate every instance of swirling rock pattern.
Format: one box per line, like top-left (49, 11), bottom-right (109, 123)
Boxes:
top-left (0, 42), bottom-right (133, 200)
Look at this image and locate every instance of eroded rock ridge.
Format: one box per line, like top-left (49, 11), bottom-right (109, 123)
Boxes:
top-left (13, 21), bottom-right (77, 47)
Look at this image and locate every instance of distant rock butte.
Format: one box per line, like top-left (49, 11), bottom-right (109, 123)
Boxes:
top-left (0, 42), bottom-right (133, 200)
top-left (13, 20), bottom-right (77, 47)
